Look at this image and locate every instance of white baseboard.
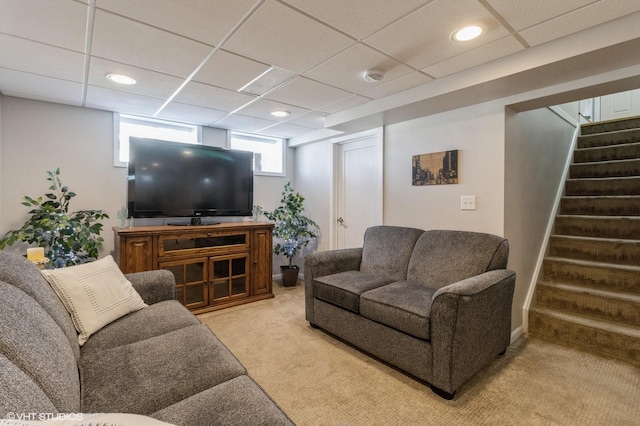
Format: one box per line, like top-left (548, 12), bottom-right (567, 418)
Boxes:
top-left (511, 326), bottom-right (524, 344)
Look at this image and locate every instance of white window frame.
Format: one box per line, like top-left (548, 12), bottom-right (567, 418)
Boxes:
top-left (228, 131), bottom-right (286, 177)
top-left (113, 114), bottom-right (202, 167)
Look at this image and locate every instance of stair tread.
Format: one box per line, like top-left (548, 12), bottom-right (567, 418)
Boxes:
top-left (575, 141), bottom-right (640, 152)
top-left (557, 214), bottom-right (640, 219)
top-left (550, 234), bottom-right (640, 244)
top-left (566, 176), bottom-right (640, 181)
top-left (581, 120), bottom-right (640, 135)
top-left (538, 281), bottom-right (640, 303)
top-left (581, 116), bottom-right (640, 135)
top-left (545, 256), bottom-right (640, 272)
top-left (572, 157), bottom-right (640, 165)
top-left (561, 195), bottom-right (640, 199)
top-left (531, 306), bottom-right (640, 337)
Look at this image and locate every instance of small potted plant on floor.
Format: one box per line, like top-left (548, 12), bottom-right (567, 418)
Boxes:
top-left (263, 182), bottom-right (319, 287)
top-left (0, 168), bottom-right (109, 267)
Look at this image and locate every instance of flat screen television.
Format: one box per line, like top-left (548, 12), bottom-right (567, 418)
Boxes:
top-left (127, 137), bottom-right (253, 221)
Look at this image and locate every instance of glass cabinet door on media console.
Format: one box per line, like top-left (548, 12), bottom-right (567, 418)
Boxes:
top-left (159, 258), bottom-right (208, 310)
top-left (209, 254), bottom-right (249, 304)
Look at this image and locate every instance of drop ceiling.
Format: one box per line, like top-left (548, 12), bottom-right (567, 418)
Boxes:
top-left (1, 0), bottom-right (640, 140)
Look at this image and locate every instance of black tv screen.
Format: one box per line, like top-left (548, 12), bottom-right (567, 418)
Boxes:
top-left (127, 138), bottom-right (253, 219)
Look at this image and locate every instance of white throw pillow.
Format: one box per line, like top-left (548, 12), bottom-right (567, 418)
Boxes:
top-left (41, 255), bottom-right (147, 345)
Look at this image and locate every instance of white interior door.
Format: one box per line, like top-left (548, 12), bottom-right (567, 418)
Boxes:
top-left (333, 129), bottom-right (383, 249)
top-left (600, 89), bottom-right (640, 121)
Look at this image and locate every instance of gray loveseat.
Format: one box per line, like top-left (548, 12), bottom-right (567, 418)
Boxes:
top-left (304, 226), bottom-right (516, 399)
top-left (0, 252), bottom-right (293, 425)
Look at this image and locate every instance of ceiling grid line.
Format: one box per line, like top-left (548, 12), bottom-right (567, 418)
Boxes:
top-left (1, 1), bottom-right (639, 138)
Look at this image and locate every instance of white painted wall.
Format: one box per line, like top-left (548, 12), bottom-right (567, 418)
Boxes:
top-left (384, 101), bottom-right (506, 235)
top-left (504, 105), bottom-right (577, 331)
top-left (0, 96), bottom-right (291, 258)
top-left (1, 97), bottom-right (122, 257)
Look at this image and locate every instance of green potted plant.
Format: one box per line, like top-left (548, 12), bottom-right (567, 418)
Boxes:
top-left (263, 182), bottom-right (319, 287)
top-left (0, 168), bottom-right (109, 267)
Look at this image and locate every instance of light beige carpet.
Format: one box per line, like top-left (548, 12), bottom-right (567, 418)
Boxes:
top-left (199, 283), bottom-right (640, 426)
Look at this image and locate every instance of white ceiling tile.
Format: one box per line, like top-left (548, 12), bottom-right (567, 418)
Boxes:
top-left (365, 0), bottom-right (510, 69)
top-left (264, 77), bottom-right (353, 110)
top-left (0, 0), bottom-right (87, 52)
top-left (91, 10), bottom-right (212, 77)
top-left (280, 0), bottom-right (431, 39)
top-left (88, 58), bottom-right (184, 99)
top-left (304, 43), bottom-right (414, 94)
top-left (422, 36), bottom-right (524, 78)
top-left (319, 94), bottom-right (372, 114)
top-left (236, 98), bottom-right (309, 122)
top-left (223, 0), bottom-right (355, 73)
top-left (85, 86), bottom-right (164, 116)
top-left (156, 102), bottom-right (228, 126)
top-left (96, 0), bottom-right (259, 46)
top-left (520, 2), bottom-right (640, 46)
top-left (173, 81), bottom-right (256, 111)
top-left (193, 50), bottom-right (270, 91)
top-left (487, 0), bottom-right (596, 31)
top-left (286, 111), bottom-right (327, 129)
top-left (1, 0), bottom-right (638, 140)
top-left (0, 34), bottom-right (85, 82)
top-left (214, 113), bottom-right (278, 133)
top-left (258, 122), bottom-right (315, 138)
top-left (361, 72), bottom-right (432, 99)
top-left (0, 69), bottom-right (83, 105)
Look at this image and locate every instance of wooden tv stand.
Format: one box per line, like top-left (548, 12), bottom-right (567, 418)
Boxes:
top-left (113, 222), bottom-right (273, 314)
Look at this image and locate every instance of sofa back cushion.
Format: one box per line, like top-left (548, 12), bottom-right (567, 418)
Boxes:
top-left (0, 252), bottom-right (80, 360)
top-left (407, 230), bottom-right (509, 289)
top-left (361, 226), bottom-right (424, 281)
top-left (0, 354), bottom-right (57, 417)
top-left (0, 281), bottom-right (81, 413)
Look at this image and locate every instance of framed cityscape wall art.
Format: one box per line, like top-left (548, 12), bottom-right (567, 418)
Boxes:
top-left (412, 150), bottom-right (458, 185)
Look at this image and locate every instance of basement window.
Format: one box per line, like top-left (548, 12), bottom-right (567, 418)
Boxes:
top-left (229, 131), bottom-right (285, 176)
top-left (114, 114), bottom-right (200, 167)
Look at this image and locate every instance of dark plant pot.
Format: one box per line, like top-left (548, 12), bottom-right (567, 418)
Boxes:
top-left (280, 265), bottom-right (300, 287)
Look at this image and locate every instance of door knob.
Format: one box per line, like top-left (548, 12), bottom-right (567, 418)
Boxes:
top-left (337, 217), bottom-right (344, 224)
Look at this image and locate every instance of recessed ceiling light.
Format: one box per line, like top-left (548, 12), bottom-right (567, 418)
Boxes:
top-left (271, 110), bottom-right (290, 117)
top-left (106, 73), bottom-right (136, 85)
top-left (451, 25), bottom-right (485, 42)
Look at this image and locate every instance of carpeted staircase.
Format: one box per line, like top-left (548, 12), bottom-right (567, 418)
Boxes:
top-left (528, 115), bottom-right (640, 368)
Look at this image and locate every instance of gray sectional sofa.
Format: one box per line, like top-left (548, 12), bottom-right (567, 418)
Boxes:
top-left (304, 226), bottom-right (516, 399)
top-left (0, 252), bottom-right (293, 425)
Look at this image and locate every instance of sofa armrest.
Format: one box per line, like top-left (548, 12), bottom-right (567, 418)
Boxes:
top-left (432, 269), bottom-right (515, 299)
top-left (430, 269), bottom-right (515, 395)
top-left (126, 270), bottom-right (176, 305)
top-left (303, 248), bottom-right (363, 323)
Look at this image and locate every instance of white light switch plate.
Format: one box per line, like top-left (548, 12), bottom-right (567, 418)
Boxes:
top-left (461, 195), bottom-right (476, 210)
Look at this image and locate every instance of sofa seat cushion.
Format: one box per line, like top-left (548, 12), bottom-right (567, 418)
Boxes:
top-left (360, 282), bottom-right (436, 340)
top-left (79, 324), bottom-right (246, 415)
top-left (313, 271), bottom-right (393, 313)
top-left (152, 375), bottom-right (293, 426)
top-left (81, 300), bottom-right (200, 356)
